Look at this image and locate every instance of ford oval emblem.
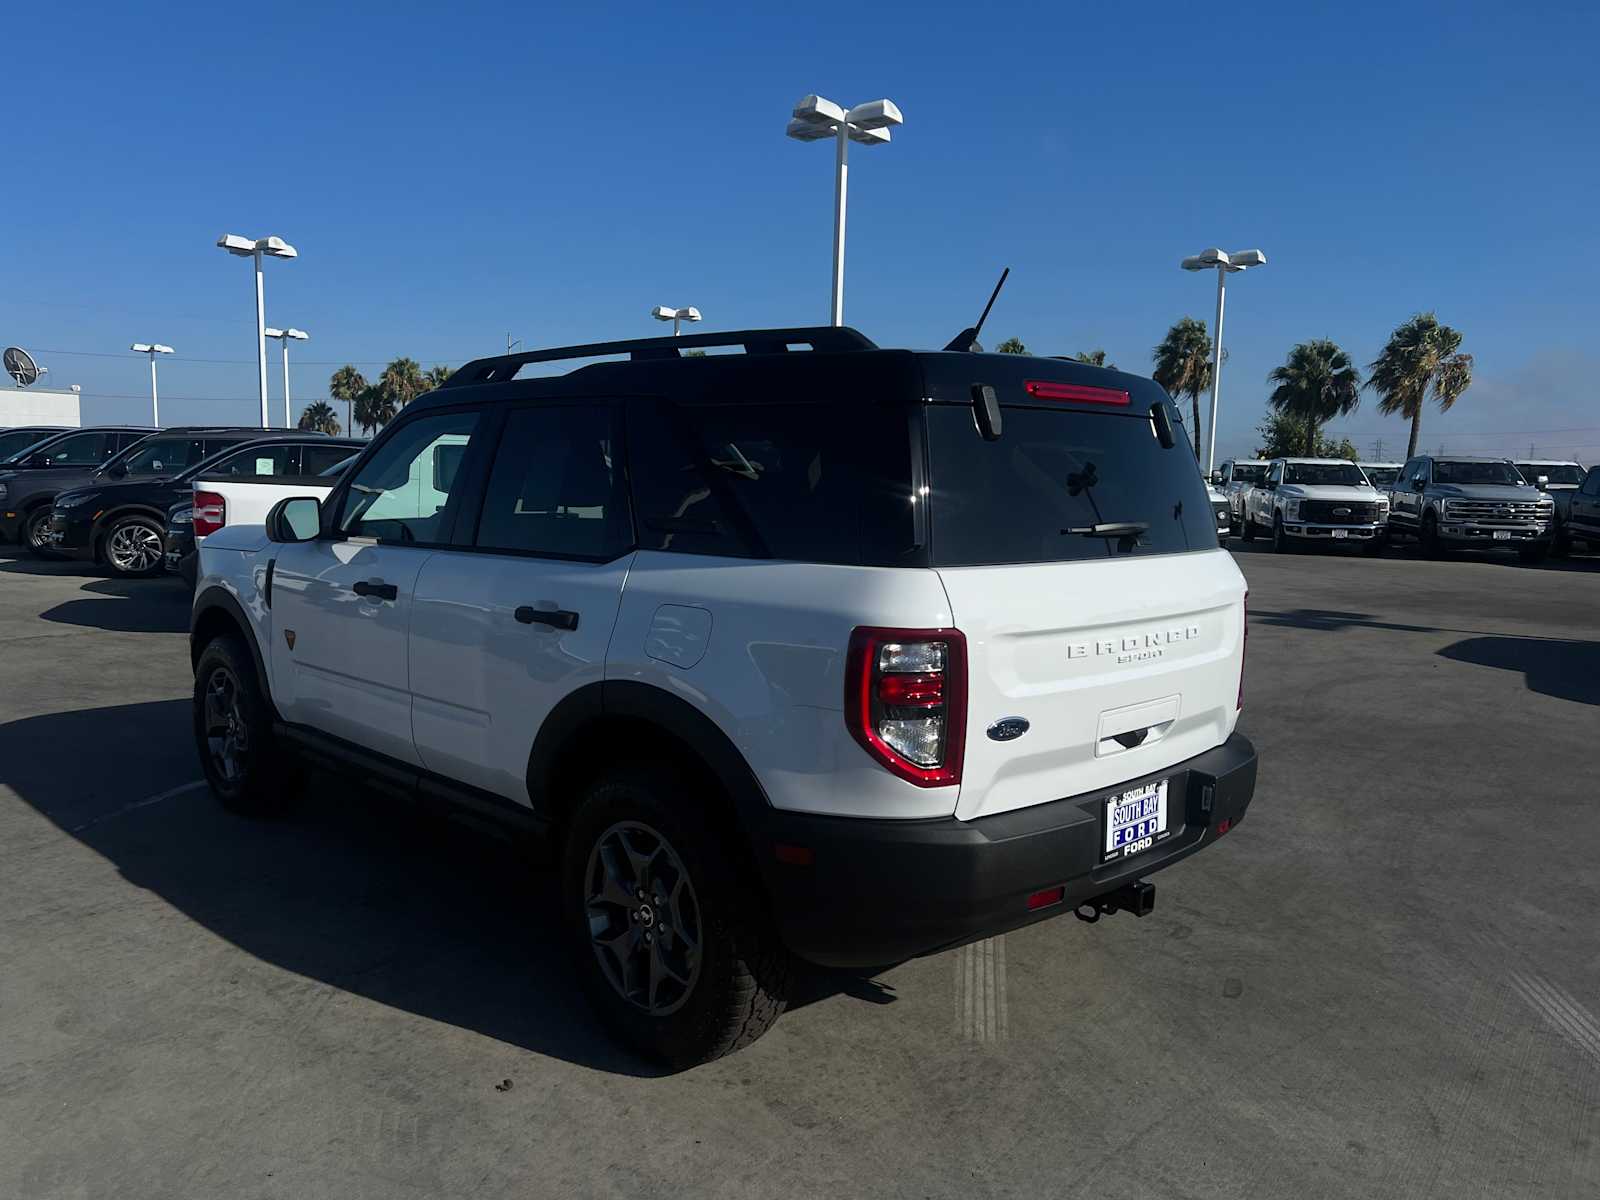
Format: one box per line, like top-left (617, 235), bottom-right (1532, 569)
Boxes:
top-left (987, 716), bottom-right (1030, 742)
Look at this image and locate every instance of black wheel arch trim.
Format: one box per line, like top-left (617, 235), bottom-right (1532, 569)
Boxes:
top-left (190, 586), bottom-right (278, 720)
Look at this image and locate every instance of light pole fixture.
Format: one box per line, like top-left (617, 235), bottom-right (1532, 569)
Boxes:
top-left (264, 327), bottom-right (309, 427)
top-left (651, 305), bottom-right (702, 336)
top-left (786, 94), bottom-right (904, 326)
top-left (129, 343), bottom-right (174, 426)
top-left (1180, 246), bottom-right (1267, 475)
top-left (217, 234), bottom-right (298, 428)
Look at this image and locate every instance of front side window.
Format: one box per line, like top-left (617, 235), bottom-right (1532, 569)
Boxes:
top-left (1267, 463), bottom-right (1283, 486)
top-left (1284, 462), bottom-right (1365, 486)
top-left (1433, 460), bottom-right (1521, 486)
top-left (115, 437), bottom-right (208, 475)
top-left (337, 410), bottom-right (481, 543)
top-left (34, 431), bottom-right (115, 465)
top-left (473, 405), bottom-right (629, 559)
top-left (1579, 470), bottom-right (1600, 497)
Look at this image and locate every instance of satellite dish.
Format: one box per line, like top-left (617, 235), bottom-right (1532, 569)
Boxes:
top-left (4, 347), bottom-right (44, 388)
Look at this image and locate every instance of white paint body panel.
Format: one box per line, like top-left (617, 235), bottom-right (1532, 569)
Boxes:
top-left (939, 550), bottom-right (1245, 821)
top-left (189, 477), bottom-right (336, 548)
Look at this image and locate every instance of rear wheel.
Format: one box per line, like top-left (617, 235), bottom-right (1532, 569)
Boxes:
top-left (562, 764), bottom-right (790, 1069)
top-left (102, 513), bottom-right (166, 577)
top-left (1420, 511), bottom-right (1444, 559)
top-left (23, 508), bottom-right (60, 559)
top-left (192, 634), bottom-right (298, 815)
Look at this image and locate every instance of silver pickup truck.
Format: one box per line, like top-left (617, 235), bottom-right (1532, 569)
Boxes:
top-left (1386, 455), bottom-right (1553, 562)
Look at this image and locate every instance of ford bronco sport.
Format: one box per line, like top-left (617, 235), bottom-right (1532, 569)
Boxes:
top-left (189, 326), bottom-right (1257, 1066)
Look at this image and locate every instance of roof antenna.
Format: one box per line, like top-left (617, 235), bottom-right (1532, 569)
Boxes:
top-left (943, 267), bottom-right (1010, 353)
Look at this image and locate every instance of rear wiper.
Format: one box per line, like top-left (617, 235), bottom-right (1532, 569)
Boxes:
top-left (1062, 522), bottom-right (1149, 538)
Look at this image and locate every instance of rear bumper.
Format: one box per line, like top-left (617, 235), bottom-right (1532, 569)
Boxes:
top-left (753, 732), bottom-right (1257, 968)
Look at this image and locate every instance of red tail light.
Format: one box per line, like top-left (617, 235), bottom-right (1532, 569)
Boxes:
top-left (845, 627), bottom-right (967, 787)
top-left (1237, 590), bottom-right (1248, 710)
top-left (193, 490), bottom-right (226, 538)
top-left (1023, 380), bottom-right (1130, 406)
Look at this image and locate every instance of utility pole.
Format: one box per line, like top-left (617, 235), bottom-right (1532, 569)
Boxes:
top-left (507, 333), bottom-right (522, 356)
top-left (1374, 437), bottom-right (1384, 460)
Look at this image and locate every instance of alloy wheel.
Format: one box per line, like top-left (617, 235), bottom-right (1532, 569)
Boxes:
top-left (202, 666), bottom-right (250, 784)
top-left (107, 522), bottom-right (163, 573)
top-left (584, 821), bottom-right (704, 1015)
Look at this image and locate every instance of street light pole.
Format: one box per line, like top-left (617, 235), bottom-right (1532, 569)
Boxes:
top-left (652, 306), bottom-right (702, 336)
top-left (1181, 247), bottom-right (1267, 475)
top-left (787, 95), bottom-right (903, 326)
top-left (266, 328), bottom-right (309, 427)
top-left (129, 343), bottom-right (173, 426)
top-left (217, 235), bottom-right (298, 429)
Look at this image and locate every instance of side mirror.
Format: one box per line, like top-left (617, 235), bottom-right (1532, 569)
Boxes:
top-left (1535, 474), bottom-right (1549, 491)
top-left (1412, 477), bottom-right (1426, 492)
top-left (265, 496), bottom-right (322, 543)
top-left (1209, 470), bottom-right (1223, 485)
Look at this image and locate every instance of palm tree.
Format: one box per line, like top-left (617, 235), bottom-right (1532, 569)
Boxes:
top-left (423, 364), bottom-right (452, 390)
top-left (1365, 313), bottom-right (1473, 459)
top-left (1152, 318), bottom-right (1213, 456)
top-left (995, 337), bottom-right (1029, 355)
top-left (379, 357), bottom-right (426, 414)
top-left (353, 384), bottom-right (394, 435)
top-left (297, 400), bottom-right (341, 435)
top-left (1266, 340), bottom-right (1363, 456)
top-left (328, 365), bottom-right (366, 443)
top-left (1072, 349), bottom-right (1116, 369)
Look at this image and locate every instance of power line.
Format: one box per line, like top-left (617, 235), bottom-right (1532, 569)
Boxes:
top-left (31, 347), bottom-right (470, 367)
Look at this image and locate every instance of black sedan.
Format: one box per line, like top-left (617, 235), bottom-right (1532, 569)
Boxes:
top-left (45, 435), bottom-right (362, 577)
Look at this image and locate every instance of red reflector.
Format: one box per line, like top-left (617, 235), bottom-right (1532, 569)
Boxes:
top-left (1027, 885), bottom-right (1065, 911)
top-left (876, 671), bottom-right (944, 708)
top-left (1024, 380), bottom-right (1130, 406)
top-left (774, 843), bottom-right (814, 866)
top-left (1217, 818), bottom-right (1231, 836)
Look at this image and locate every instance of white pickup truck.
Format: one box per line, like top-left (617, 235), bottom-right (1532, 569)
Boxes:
top-left (1240, 457), bottom-right (1389, 553)
top-left (166, 450), bottom-right (361, 584)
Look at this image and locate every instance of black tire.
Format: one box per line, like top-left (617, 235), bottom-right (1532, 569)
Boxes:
top-left (101, 512), bottom-right (166, 578)
top-left (22, 508), bottom-right (61, 560)
top-left (561, 763), bottom-right (790, 1069)
top-left (1551, 520), bottom-right (1571, 558)
top-left (1239, 515), bottom-right (1255, 542)
top-left (1420, 511), bottom-right (1444, 559)
top-left (1519, 542), bottom-right (1550, 565)
top-left (1363, 531), bottom-right (1388, 556)
top-left (192, 634), bottom-right (298, 815)
top-left (1272, 514), bottom-right (1294, 554)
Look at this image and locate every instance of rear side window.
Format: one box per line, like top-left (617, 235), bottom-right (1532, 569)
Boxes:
top-left (925, 403), bottom-right (1217, 565)
top-left (37, 431), bottom-right (116, 465)
top-left (117, 437), bottom-right (208, 475)
top-left (301, 444), bottom-right (359, 476)
top-left (627, 401), bottom-right (916, 565)
top-left (474, 405), bottom-right (629, 560)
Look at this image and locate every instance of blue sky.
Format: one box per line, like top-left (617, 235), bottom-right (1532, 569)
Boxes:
top-left (5, 0), bottom-right (1598, 462)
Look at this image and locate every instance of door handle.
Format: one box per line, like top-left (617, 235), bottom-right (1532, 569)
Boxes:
top-left (352, 580), bottom-right (398, 601)
top-left (515, 605), bottom-right (579, 631)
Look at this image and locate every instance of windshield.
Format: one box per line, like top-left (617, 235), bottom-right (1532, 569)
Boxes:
top-left (926, 402), bottom-right (1215, 565)
top-left (1284, 462), bottom-right (1365, 486)
top-left (1434, 460), bottom-right (1522, 486)
top-left (1230, 463), bottom-right (1268, 484)
top-left (1362, 466), bottom-right (1400, 487)
top-left (1517, 464), bottom-right (1585, 485)
top-left (0, 430), bottom-right (57, 462)
top-left (106, 436), bottom-right (212, 477)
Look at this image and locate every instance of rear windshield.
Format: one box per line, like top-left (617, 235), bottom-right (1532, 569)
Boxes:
top-left (925, 403), bottom-right (1216, 565)
top-left (1362, 466), bottom-right (1400, 487)
top-left (1517, 464), bottom-right (1584, 485)
top-left (1230, 463), bottom-right (1267, 484)
top-left (1435, 460), bottom-right (1521, 485)
top-left (1284, 462), bottom-right (1364, 485)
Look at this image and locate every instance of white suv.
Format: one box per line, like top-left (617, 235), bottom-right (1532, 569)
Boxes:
top-left (189, 326), bottom-right (1258, 1066)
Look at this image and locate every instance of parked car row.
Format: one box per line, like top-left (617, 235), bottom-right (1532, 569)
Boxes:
top-left (0, 423), bottom-right (364, 580)
top-left (1212, 454), bottom-right (1595, 564)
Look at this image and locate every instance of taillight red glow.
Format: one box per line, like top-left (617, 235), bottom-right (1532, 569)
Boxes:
top-left (1237, 590), bottom-right (1248, 710)
top-left (1023, 380), bottom-right (1130, 406)
top-left (1027, 885), bottom-right (1065, 911)
top-left (193, 490), bottom-right (226, 538)
top-left (845, 626), bottom-right (967, 787)
top-left (1217, 818), bottom-right (1232, 836)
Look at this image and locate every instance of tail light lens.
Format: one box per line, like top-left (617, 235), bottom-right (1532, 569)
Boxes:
top-left (845, 627), bottom-right (967, 787)
top-left (193, 491), bottom-right (226, 538)
top-left (1237, 590), bottom-right (1248, 710)
top-left (1023, 380), bottom-right (1130, 406)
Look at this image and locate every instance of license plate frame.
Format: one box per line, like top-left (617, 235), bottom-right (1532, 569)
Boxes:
top-left (1330, 528), bottom-right (1349, 539)
top-left (1102, 779), bottom-right (1171, 863)
top-left (1492, 530), bottom-right (1512, 540)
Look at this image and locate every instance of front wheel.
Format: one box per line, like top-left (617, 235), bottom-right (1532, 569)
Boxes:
top-left (562, 765), bottom-right (791, 1068)
top-left (1239, 515), bottom-right (1256, 542)
top-left (1551, 520), bottom-right (1571, 558)
top-left (102, 513), bottom-right (166, 577)
top-left (1519, 542), bottom-right (1550, 565)
top-left (23, 508), bottom-right (61, 559)
top-left (1420, 512), bottom-right (1444, 559)
top-left (192, 634), bottom-right (298, 815)
top-left (1272, 515), bottom-right (1294, 553)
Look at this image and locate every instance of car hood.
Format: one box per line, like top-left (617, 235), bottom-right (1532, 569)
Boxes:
top-left (1278, 484), bottom-right (1380, 501)
top-left (1432, 484), bottom-right (1547, 501)
top-left (200, 524), bottom-right (270, 553)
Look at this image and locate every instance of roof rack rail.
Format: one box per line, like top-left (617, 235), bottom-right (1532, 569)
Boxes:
top-left (441, 326), bottom-right (877, 388)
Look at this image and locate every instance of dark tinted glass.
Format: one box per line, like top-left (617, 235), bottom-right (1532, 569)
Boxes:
top-left (1284, 462), bottom-right (1364, 485)
top-left (628, 400), bottom-right (916, 565)
top-left (474, 405), bottom-right (629, 559)
top-left (37, 431), bottom-right (115, 465)
top-left (301, 444), bottom-right (360, 476)
top-left (1434, 460), bottom-right (1521, 485)
top-left (1517, 463), bottom-right (1585, 485)
top-left (0, 429), bottom-right (55, 461)
top-left (1580, 470), bottom-right (1600, 496)
top-left (926, 403), bottom-right (1216, 565)
top-left (1231, 463), bottom-right (1268, 483)
top-left (338, 410), bottom-right (481, 543)
top-left (117, 437), bottom-right (208, 475)
top-left (1363, 466), bottom-right (1400, 487)
top-left (201, 444), bottom-right (300, 477)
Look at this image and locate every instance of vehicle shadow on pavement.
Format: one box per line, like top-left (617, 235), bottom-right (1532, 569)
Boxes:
top-left (37, 587), bottom-right (190, 635)
top-left (1437, 636), bottom-right (1600, 706)
top-left (0, 700), bottom-right (884, 1076)
top-left (1250, 607), bottom-right (1477, 637)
